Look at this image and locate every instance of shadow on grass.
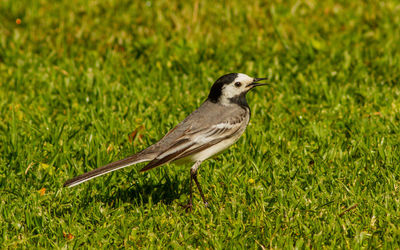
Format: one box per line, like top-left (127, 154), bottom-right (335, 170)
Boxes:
top-left (78, 174), bottom-right (188, 208)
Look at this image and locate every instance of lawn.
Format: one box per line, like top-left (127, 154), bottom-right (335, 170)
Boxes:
top-left (1, 0), bottom-right (400, 248)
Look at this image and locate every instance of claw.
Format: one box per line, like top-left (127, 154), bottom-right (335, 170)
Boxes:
top-left (179, 202), bottom-right (193, 212)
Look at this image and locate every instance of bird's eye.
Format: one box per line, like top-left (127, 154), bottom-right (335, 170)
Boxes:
top-left (234, 82), bottom-right (242, 87)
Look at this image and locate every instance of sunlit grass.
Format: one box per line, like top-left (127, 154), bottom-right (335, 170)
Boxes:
top-left (1, 0), bottom-right (400, 248)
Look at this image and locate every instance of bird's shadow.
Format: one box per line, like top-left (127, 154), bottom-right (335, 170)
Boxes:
top-left (78, 174), bottom-right (188, 208)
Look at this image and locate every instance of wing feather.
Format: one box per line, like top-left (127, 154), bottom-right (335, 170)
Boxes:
top-left (140, 140), bottom-right (195, 171)
top-left (140, 118), bottom-right (244, 172)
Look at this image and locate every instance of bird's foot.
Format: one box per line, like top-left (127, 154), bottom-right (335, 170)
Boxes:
top-left (179, 202), bottom-right (193, 212)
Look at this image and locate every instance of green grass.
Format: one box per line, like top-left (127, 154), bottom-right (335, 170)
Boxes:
top-left (1, 0), bottom-right (400, 248)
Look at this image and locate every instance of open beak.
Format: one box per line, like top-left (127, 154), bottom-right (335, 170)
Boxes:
top-left (247, 77), bottom-right (268, 88)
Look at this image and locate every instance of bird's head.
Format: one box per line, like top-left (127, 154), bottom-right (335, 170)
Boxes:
top-left (207, 73), bottom-right (268, 106)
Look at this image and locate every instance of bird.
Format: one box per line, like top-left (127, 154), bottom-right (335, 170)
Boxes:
top-left (64, 73), bottom-right (268, 208)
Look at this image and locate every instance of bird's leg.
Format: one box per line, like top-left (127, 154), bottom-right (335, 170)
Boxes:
top-left (192, 171), bottom-right (208, 207)
top-left (183, 161), bottom-right (208, 210)
top-left (191, 160), bottom-right (208, 207)
top-left (180, 160), bottom-right (208, 210)
top-left (184, 168), bottom-right (194, 210)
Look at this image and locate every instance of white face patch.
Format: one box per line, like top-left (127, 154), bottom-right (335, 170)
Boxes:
top-left (219, 73), bottom-right (254, 105)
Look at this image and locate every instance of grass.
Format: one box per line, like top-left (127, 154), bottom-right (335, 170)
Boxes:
top-left (1, 0), bottom-right (400, 248)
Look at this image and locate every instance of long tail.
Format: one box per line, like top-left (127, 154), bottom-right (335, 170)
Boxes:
top-left (64, 154), bottom-right (152, 188)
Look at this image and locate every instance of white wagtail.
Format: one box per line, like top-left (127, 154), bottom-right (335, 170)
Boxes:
top-left (64, 73), bottom-right (268, 208)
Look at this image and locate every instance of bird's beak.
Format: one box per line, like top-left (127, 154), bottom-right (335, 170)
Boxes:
top-left (247, 78), bottom-right (268, 88)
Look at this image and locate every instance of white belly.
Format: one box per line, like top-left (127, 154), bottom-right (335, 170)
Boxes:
top-left (187, 132), bottom-right (243, 161)
top-left (184, 116), bottom-right (249, 163)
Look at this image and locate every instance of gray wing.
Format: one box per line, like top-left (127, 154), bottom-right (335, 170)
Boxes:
top-left (64, 100), bottom-right (247, 187)
top-left (140, 101), bottom-right (248, 171)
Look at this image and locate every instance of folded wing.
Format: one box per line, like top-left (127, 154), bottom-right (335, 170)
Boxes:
top-left (140, 118), bottom-right (244, 172)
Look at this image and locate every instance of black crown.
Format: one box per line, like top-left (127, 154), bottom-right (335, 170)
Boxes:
top-left (208, 73), bottom-right (238, 102)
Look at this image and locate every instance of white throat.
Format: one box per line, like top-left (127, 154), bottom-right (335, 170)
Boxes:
top-left (219, 73), bottom-right (253, 105)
